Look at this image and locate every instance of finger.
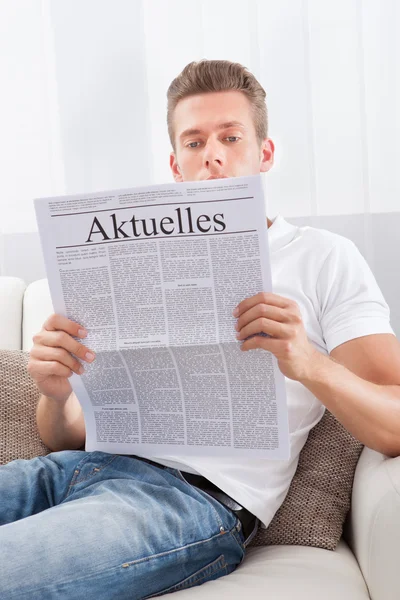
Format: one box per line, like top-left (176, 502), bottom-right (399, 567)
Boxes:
top-left (236, 317), bottom-right (287, 341)
top-left (235, 303), bottom-right (288, 331)
top-left (240, 336), bottom-right (290, 353)
top-left (30, 345), bottom-right (85, 375)
top-left (32, 330), bottom-right (96, 364)
top-left (43, 313), bottom-right (88, 339)
top-left (233, 292), bottom-right (291, 318)
top-left (28, 358), bottom-right (74, 380)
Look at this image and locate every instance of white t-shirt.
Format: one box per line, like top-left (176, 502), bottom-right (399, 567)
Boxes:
top-left (148, 214), bottom-right (396, 527)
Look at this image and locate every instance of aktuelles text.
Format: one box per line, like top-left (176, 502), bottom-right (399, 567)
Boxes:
top-left (86, 207), bottom-right (226, 243)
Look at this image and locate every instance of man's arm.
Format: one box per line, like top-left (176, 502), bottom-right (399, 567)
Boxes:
top-left (36, 391), bottom-right (86, 452)
top-left (28, 313), bottom-right (95, 452)
top-left (298, 333), bottom-right (400, 458)
top-left (234, 293), bottom-right (400, 458)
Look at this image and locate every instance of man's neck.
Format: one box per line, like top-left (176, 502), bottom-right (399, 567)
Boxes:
top-left (267, 217), bottom-right (273, 228)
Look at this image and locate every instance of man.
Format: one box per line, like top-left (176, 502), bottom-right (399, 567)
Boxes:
top-left (1, 59), bottom-right (400, 599)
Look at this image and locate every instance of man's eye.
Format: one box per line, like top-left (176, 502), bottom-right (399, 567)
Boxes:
top-left (186, 137), bottom-right (239, 148)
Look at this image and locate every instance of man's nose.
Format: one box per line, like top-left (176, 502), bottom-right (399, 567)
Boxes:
top-left (203, 140), bottom-right (224, 168)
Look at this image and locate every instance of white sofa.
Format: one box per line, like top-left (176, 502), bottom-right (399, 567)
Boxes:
top-left (1, 274), bottom-right (400, 600)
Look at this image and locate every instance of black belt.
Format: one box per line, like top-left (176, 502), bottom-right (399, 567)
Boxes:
top-left (180, 472), bottom-right (257, 541)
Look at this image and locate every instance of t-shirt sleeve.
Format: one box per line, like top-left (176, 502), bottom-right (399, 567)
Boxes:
top-left (316, 237), bottom-right (396, 354)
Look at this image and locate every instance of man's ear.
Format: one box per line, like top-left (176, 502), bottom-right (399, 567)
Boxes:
top-left (170, 152), bottom-right (183, 182)
top-left (259, 138), bottom-right (275, 173)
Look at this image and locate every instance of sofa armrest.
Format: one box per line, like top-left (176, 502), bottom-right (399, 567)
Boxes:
top-left (22, 278), bottom-right (53, 352)
top-left (346, 446), bottom-right (400, 600)
top-left (0, 277), bottom-right (26, 350)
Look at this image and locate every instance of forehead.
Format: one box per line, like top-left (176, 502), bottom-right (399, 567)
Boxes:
top-left (173, 90), bottom-right (254, 138)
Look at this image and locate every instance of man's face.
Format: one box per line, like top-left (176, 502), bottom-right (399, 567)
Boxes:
top-left (170, 90), bottom-right (274, 182)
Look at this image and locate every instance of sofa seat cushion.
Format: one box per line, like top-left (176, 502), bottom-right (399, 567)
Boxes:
top-left (165, 540), bottom-right (369, 600)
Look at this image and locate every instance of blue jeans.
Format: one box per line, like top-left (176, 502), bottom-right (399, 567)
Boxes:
top-left (0, 451), bottom-right (249, 599)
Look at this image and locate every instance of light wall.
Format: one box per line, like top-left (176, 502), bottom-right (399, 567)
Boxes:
top-left (0, 0), bottom-right (399, 261)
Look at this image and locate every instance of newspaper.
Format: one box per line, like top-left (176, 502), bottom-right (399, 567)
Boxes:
top-left (34, 174), bottom-right (289, 459)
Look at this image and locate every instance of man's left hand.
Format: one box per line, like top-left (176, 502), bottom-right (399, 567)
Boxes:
top-left (233, 292), bottom-right (320, 382)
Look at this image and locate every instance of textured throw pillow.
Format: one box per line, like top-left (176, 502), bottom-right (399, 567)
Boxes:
top-left (0, 349), bottom-right (363, 550)
top-left (0, 350), bottom-right (49, 464)
top-left (248, 410), bottom-right (364, 550)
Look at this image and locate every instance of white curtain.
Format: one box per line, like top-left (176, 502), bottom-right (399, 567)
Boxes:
top-left (0, 0), bottom-right (399, 239)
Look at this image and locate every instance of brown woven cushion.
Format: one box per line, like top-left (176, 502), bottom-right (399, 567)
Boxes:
top-left (248, 410), bottom-right (364, 550)
top-left (0, 350), bottom-right (50, 464)
top-left (1, 349), bottom-right (363, 550)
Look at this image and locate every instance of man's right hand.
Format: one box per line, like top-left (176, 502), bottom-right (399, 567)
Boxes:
top-left (28, 314), bottom-right (96, 403)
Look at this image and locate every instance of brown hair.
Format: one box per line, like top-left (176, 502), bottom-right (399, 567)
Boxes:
top-left (167, 59), bottom-right (268, 152)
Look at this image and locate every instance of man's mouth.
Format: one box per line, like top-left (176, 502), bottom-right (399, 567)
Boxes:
top-left (206, 175), bottom-right (228, 180)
